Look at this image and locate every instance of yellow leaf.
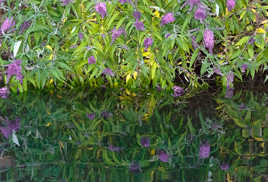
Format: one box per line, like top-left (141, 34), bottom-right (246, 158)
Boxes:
top-left (154, 11), bottom-right (160, 18)
top-left (227, 173), bottom-right (233, 182)
top-left (126, 73), bottom-right (131, 83)
top-left (254, 137), bottom-right (264, 142)
top-left (46, 122), bottom-right (52, 127)
top-left (256, 28), bottom-right (266, 34)
top-left (49, 54), bottom-right (53, 60)
top-left (133, 71), bottom-right (137, 80)
top-left (46, 45), bottom-right (53, 51)
top-left (150, 149), bottom-right (155, 155)
top-left (151, 62), bottom-right (157, 80)
top-left (59, 141), bottom-right (64, 149)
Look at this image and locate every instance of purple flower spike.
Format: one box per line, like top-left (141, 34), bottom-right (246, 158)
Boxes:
top-left (203, 29), bottom-right (214, 54)
top-left (61, 0), bottom-right (73, 6)
top-left (227, 0), bottom-right (236, 11)
top-left (1, 17), bottom-right (15, 34)
top-left (133, 11), bottom-right (141, 20)
top-left (241, 64), bottom-right (248, 73)
top-left (130, 162), bottom-right (141, 172)
top-left (220, 163), bottom-right (230, 171)
top-left (140, 137), bottom-right (150, 147)
top-left (108, 145), bottom-right (121, 152)
top-left (102, 68), bottom-right (114, 77)
top-left (95, 2), bottom-right (107, 18)
top-left (225, 87), bottom-right (234, 99)
top-left (86, 113), bottom-right (95, 120)
top-left (111, 27), bottom-right (125, 42)
top-left (19, 20), bottom-right (31, 34)
top-left (194, 6), bottom-right (206, 23)
top-left (187, 0), bottom-right (201, 11)
top-left (144, 37), bottom-right (153, 51)
top-left (78, 32), bottom-right (84, 40)
top-left (134, 20), bottom-right (144, 31)
top-left (160, 13), bottom-right (175, 26)
top-left (0, 118), bottom-right (20, 139)
top-left (158, 150), bottom-right (169, 162)
top-left (226, 71), bottom-right (234, 88)
top-left (119, 0), bottom-right (128, 4)
top-left (199, 142), bottom-right (210, 159)
top-left (6, 60), bottom-right (23, 84)
top-left (0, 87), bottom-right (9, 99)
top-left (88, 56), bottom-right (96, 64)
top-left (173, 86), bottom-right (184, 97)
top-left (165, 33), bottom-right (171, 38)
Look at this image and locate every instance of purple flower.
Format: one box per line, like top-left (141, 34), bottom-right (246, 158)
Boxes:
top-left (108, 145), bottom-right (121, 152)
top-left (241, 64), bottom-right (248, 73)
top-left (95, 2), bottom-right (107, 18)
top-left (1, 17), bottom-right (15, 34)
top-left (86, 113), bottom-right (95, 120)
top-left (160, 13), bottom-right (175, 26)
top-left (248, 37), bottom-right (255, 44)
top-left (220, 163), bottom-right (229, 171)
top-left (129, 162), bottom-right (141, 172)
top-left (194, 6), bottom-right (206, 23)
top-left (203, 29), bottom-right (214, 54)
top-left (78, 32), bottom-right (84, 40)
top-left (133, 11), bottom-right (141, 20)
top-left (101, 111), bottom-right (113, 119)
top-left (227, 0), bottom-right (235, 11)
top-left (102, 68), bottom-right (114, 76)
top-left (225, 87), bottom-right (234, 99)
top-left (0, 118), bottom-right (20, 139)
top-left (134, 20), bottom-right (144, 31)
top-left (61, 0), bottom-right (73, 5)
top-left (158, 150), bottom-right (169, 162)
top-left (187, 0), bottom-right (201, 10)
top-left (173, 86), bottom-right (184, 97)
top-left (111, 27), bottom-right (125, 42)
top-left (119, 0), bottom-right (128, 4)
top-left (0, 87), bottom-right (9, 99)
top-left (226, 71), bottom-right (234, 88)
top-left (213, 67), bottom-right (223, 76)
top-left (19, 20), bottom-right (31, 34)
top-left (6, 60), bottom-right (23, 84)
top-left (144, 37), bottom-right (153, 51)
top-left (199, 142), bottom-right (210, 159)
top-left (165, 33), bottom-right (171, 38)
top-left (88, 56), bottom-right (96, 64)
top-left (140, 137), bottom-right (150, 147)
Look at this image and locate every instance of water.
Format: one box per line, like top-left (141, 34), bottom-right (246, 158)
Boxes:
top-left (0, 89), bottom-right (267, 181)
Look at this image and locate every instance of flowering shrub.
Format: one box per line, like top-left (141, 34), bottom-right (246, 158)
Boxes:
top-left (0, 0), bottom-right (267, 92)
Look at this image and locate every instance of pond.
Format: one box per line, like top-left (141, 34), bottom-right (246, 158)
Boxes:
top-left (0, 88), bottom-right (267, 182)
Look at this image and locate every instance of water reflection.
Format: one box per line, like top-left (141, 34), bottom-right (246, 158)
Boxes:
top-left (0, 89), bottom-right (267, 181)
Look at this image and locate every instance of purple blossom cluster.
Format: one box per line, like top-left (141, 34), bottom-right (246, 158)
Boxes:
top-left (199, 142), bottom-right (210, 159)
top-left (95, 2), bottom-right (107, 18)
top-left (0, 118), bottom-right (20, 139)
top-left (6, 60), bottom-right (23, 84)
top-left (1, 17), bottom-right (15, 34)
top-left (111, 27), bottom-right (125, 42)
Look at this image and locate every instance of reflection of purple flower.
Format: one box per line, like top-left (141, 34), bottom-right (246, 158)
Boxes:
top-left (129, 162), bottom-right (141, 172)
top-left (134, 20), bottom-right (144, 31)
top-left (158, 150), bottom-right (169, 162)
top-left (133, 11), bottom-right (141, 20)
top-left (88, 56), bottom-right (96, 64)
top-left (19, 20), bottom-right (31, 34)
top-left (101, 111), bottom-right (112, 119)
top-left (111, 27), bottom-right (125, 42)
top-left (61, 0), bottom-right (73, 5)
top-left (241, 64), bottom-right (248, 73)
top-left (173, 86), bottom-right (184, 97)
top-left (203, 29), bottom-right (214, 54)
top-left (95, 2), bottom-right (107, 18)
top-left (187, 0), bottom-right (201, 10)
top-left (160, 13), bottom-right (175, 26)
top-left (102, 68), bottom-right (114, 76)
top-left (0, 87), bottom-right (9, 99)
top-left (140, 137), bottom-right (150, 147)
top-left (225, 87), bottom-right (234, 99)
top-left (194, 6), bottom-right (206, 23)
top-left (199, 142), bottom-right (210, 159)
top-left (144, 37), bottom-right (153, 51)
top-left (6, 60), bottom-right (23, 84)
top-left (220, 163), bottom-right (229, 171)
top-left (1, 17), bottom-right (15, 33)
top-left (108, 145), bottom-right (121, 152)
top-left (86, 113), bottom-right (95, 120)
top-left (0, 118), bottom-right (20, 139)
top-left (227, 0), bottom-right (235, 11)
top-left (226, 71), bottom-right (234, 88)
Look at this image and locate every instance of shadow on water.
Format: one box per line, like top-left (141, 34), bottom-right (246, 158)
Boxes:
top-left (0, 88), bottom-right (267, 182)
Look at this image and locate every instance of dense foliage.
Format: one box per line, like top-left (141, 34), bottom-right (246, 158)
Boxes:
top-left (0, 0), bottom-right (267, 92)
top-left (0, 89), bottom-right (267, 181)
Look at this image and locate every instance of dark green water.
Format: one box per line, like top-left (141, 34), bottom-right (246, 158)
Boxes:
top-left (0, 88), bottom-right (267, 182)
